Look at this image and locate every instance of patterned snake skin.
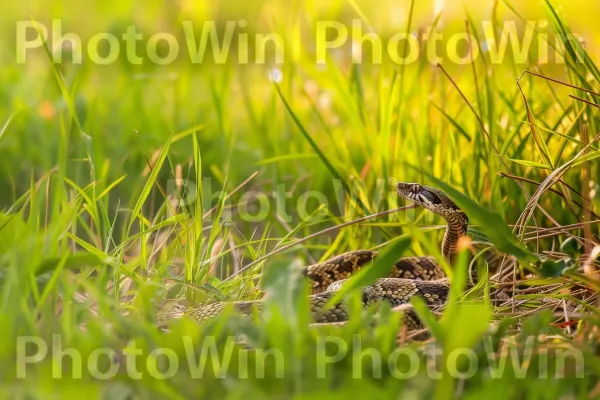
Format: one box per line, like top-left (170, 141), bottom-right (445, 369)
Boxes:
top-left (187, 182), bottom-right (468, 325)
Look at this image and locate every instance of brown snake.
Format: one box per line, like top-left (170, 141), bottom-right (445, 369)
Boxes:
top-left (187, 182), bottom-right (469, 327)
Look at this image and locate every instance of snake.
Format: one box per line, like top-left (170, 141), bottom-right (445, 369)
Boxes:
top-left (187, 182), bottom-right (469, 327)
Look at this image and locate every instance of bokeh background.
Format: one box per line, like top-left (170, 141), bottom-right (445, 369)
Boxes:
top-left (1, 0), bottom-right (599, 212)
top-left (1, 1), bottom-right (600, 397)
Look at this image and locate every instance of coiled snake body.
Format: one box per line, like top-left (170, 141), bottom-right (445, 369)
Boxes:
top-left (189, 183), bottom-right (468, 326)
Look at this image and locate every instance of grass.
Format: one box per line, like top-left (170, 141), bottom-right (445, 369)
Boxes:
top-left (1, 0), bottom-right (600, 398)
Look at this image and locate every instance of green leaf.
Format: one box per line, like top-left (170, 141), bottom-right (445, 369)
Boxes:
top-left (570, 151), bottom-right (600, 167)
top-left (190, 282), bottom-right (223, 299)
top-left (508, 159), bottom-right (552, 170)
top-left (539, 258), bottom-right (572, 278)
top-left (256, 153), bottom-right (318, 165)
top-left (274, 83), bottom-right (371, 215)
top-left (560, 237), bottom-right (583, 258)
top-left (325, 237), bottom-right (412, 308)
top-left (126, 134), bottom-right (173, 235)
top-left (410, 169), bottom-right (539, 264)
top-left (33, 20), bottom-right (82, 131)
top-left (431, 102), bottom-right (472, 141)
top-left (262, 259), bottom-right (310, 327)
top-left (442, 303), bottom-right (492, 351)
top-left (0, 111), bottom-right (16, 142)
top-left (0, 212), bottom-right (26, 254)
top-left (35, 252), bottom-right (106, 276)
top-left (410, 296), bottom-right (445, 341)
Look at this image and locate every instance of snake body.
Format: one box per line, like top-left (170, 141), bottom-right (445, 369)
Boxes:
top-left (188, 182), bottom-right (468, 324)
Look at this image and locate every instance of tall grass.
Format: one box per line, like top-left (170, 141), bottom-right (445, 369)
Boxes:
top-left (0, 0), bottom-right (600, 398)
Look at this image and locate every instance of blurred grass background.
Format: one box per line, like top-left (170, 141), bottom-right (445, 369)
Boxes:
top-left (1, 0), bottom-right (600, 398)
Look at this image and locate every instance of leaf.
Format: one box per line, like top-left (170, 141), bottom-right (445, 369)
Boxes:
top-left (560, 237), bottom-right (583, 258)
top-left (325, 237), bottom-right (412, 307)
top-left (410, 296), bottom-right (445, 340)
top-left (35, 252), bottom-right (106, 276)
top-left (262, 259), bottom-right (310, 327)
top-left (0, 111), bottom-right (16, 141)
top-left (539, 258), bottom-right (573, 278)
top-left (440, 254), bottom-right (492, 350)
top-left (446, 249), bottom-right (471, 309)
top-left (431, 102), bottom-right (472, 141)
top-left (33, 20), bottom-right (82, 131)
top-left (274, 83), bottom-right (372, 214)
top-left (508, 159), bottom-right (552, 170)
top-left (442, 303), bottom-right (492, 351)
top-left (126, 134), bottom-right (173, 235)
top-left (198, 283), bottom-right (224, 299)
top-left (570, 151), bottom-right (600, 167)
top-left (411, 169), bottom-right (539, 264)
top-left (0, 212), bottom-right (26, 254)
top-left (565, 270), bottom-right (600, 292)
top-left (526, 119), bottom-right (589, 149)
top-left (256, 153), bottom-right (318, 165)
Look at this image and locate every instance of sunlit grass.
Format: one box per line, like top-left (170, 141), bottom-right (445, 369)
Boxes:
top-left (0, 0), bottom-right (600, 398)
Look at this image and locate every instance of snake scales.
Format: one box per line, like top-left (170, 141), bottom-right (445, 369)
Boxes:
top-left (188, 182), bottom-right (469, 327)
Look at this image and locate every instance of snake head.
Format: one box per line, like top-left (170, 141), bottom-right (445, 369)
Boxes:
top-left (396, 182), bottom-right (463, 217)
